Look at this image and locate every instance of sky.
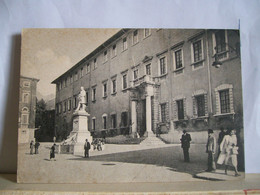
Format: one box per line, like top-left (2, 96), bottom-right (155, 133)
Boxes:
top-left (21, 28), bottom-right (119, 98)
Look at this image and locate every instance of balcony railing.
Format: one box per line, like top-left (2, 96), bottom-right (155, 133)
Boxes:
top-left (131, 75), bottom-right (155, 87)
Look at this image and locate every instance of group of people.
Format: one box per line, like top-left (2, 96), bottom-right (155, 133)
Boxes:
top-left (91, 138), bottom-right (105, 151)
top-left (29, 140), bottom-right (40, 155)
top-left (180, 128), bottom-right (240, 176)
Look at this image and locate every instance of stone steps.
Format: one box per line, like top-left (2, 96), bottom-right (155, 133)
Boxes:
top-left (140, 134), bottom-right (166, 146)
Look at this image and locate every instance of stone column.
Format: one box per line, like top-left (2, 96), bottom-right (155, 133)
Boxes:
top-left (131, 100), bottom-right (137, 136)
top-left (146, 95), bottom-right (153, 136)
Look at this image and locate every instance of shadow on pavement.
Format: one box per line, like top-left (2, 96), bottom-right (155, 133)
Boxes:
top-left (68, 145), bottom-right (207, 175)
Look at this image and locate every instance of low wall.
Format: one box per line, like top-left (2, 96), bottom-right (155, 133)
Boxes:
top-left (160, 130), bottom-right (221, 144)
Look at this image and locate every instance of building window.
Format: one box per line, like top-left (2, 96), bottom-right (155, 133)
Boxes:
top-left (22, 93), bottom-right (30, 103)
top-left (121, 112), bottom-right (128, 127)
top-left (192, 90), bottom-right (208, 118)
top-left (68, 99), bottom-right (71, 111)
top-left (93, 58), bottom-right (97, 70)
top-left (177, 99), bottom-right (184, 120)
top-left (92, 87), bottom-right (96, 101)
top-left (70, 75), bottom-right (73, 84)
top-left (92, 117), bottom-right (96, 131)
top-left (59, 103), bottom-right (62, 114)
top-left (104, 51), bottom-right (108, 62)
top-left (122, 74), bottom-right (127, 90)
top-left (65, 77), bottom-right (68, 87)
top-left (112, 44), bottom-right (117, 57)
top-left (112, 79), bottom-right (117, 94)
top-left (102, 114), bottom-right (107, 129)
top-left (80, 67), bottom-right (83, 78)
top-left (133, 30), bottom-right (138, 45)
top-left (74, 71), bottom-right (78, 81)
top-left (196, 95), bottom-right (205, 117)
top-left (133, 69), bottom-right (138, 80)
top-left (215, 84), bottom-right (234, 115)
top-left (146, 64), bottom-right (151, 75)
top-left (86, 63), bottom-right (90, 74)
top-left (159, 56), bottom-right (167, 75)
top-left (144, 29), bottom-right (151, 38)
top-left (103, 83), bottom-right (107, 97)
top-left (213, 30), bottom-right (228, 60)
top-left (63, 101), bottom-right (67, 113)
top-left (74, 96), bottom-right (77, 109)
top-left (161, 103), bottom-right (167, 123)
top-left (86, 91), bottom-right (89, 105)
top-left (23, 81), bottom-right (30, 87)
top-left (123, 37), bottom-right (127, 51)
top-left (174, 49), bottom-right (183, 69)
top-left (191, 39), bottom-right (204, 69)
top-left (111, 114), bottom-right (117, 128)
top-left (219, 89), bottom-right (230, 114)
top-left (21, 114), bottom-right (29, 125)
top-left (21, 107), bottom-right (29, 125)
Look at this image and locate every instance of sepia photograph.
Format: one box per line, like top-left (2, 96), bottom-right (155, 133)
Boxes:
top-left (17, 28), bottom-right (245, 183)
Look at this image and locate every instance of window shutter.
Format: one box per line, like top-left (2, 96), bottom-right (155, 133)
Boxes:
top-left (215, 89), bottom-right (220, 114)
top-left (183, 98), bottom-right (187, 119)
top-left (173, 101), bottom-right (177, 120)
top-left (204, 94), bottom-right (208, 116)
top-left (192, 96), bottom-right (198, 117)
top-left (166, 102), bottom-right (169, 122)
top-left (229, 88), bottom-right (234, 113)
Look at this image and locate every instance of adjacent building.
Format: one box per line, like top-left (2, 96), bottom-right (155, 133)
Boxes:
top-left (18, 76), bottom-right (39, 143)
top-left (52, 29), bottom-right (243, 142)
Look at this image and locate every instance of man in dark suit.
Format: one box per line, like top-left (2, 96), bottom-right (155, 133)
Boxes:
top-left (206, 129), bottom-right (216, 172)
top-left (180, 130), bottom-right (192, 162)
top-left (84, 139), bottom-right (91, 158)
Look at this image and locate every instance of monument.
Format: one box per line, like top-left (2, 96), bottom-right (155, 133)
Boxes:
top-left (61, 87), bottom-right (92, 155)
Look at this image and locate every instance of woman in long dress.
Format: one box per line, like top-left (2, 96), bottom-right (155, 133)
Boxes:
top-left (218, 129), bottom-right (240, 176)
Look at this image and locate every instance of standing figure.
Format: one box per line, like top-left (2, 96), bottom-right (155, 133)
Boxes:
top-left (218, 127), bottom-right (228, 156)
top-left (75, 86), bottom-right (87, 111)
top-left (180, 130), bottom-right (192, 162)
top-left (84, 139), bottom-right (91, 158)
top-left (34, 141), bottom-right (40, 154)
top-left (30, 140), bottom-right (34, 155)
top-left (50, 144), bottom-right (56, 160)
top-left (206, 129), bottom-right (216, 172)
top-left (219, 129), bottom-right (240, 176)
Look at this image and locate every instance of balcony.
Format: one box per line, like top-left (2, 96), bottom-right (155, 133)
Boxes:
top-left (130, 75), bottom-right (155, 88)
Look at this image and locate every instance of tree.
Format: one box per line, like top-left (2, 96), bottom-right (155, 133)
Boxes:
top-left (35, 98), bottom-right (55, 142)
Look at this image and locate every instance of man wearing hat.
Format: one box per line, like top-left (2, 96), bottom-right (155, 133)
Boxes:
top-left (180, 130), bottom-right (192, 162)
top-left (84, 139), bottom-right (91, 158)
top-left (206, 129), bottom-right (216, 172)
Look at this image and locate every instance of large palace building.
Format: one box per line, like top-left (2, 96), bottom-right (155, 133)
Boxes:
top-left (52, 29), bottom-right (243, 143)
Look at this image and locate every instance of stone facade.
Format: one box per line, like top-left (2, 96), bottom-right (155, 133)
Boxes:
top-left (52, 29), bottom-right (243, 143)
top-left (18, 76), bottom-right (39, 143)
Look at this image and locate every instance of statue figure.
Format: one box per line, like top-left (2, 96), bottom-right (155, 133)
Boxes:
top-left (75, 86), bottom-right (87, 111)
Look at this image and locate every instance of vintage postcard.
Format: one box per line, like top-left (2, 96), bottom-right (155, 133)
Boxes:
top-left (17, 28), bottom-right (244, 183)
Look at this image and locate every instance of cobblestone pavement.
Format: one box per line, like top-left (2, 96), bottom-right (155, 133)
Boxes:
top-left (17, 142), bottom-right (224, 183)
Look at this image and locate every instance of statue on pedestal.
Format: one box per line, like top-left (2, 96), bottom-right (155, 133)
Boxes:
top-left (75, 87), bottom-right (87, 112)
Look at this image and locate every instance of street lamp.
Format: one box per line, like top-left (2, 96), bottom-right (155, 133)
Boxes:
top-left (212, 42), bottom-right (240, 68)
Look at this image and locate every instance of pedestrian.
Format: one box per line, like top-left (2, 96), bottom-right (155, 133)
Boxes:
top-left (50, 143), bottom-right (56, 160)
top-left (218, 127), bottom-right (228, 156)
top-left (34, 141), bottom-right (40, 154)
top-left (217, 129), bottom-right (240, 176)
top-left (180, 130), bottom-right (191, 162)
top-left (84, 139), bottom-right (91, 158)
top-left (206, 129), bottom-right (216, 172)
top-left (30, 140), bottom-right (34, 155)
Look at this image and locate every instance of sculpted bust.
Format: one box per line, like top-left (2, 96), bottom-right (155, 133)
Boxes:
top-left (75, 86), bottom-right (87, 111)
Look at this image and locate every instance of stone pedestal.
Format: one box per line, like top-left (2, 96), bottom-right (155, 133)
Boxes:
top-left (70, 110), bottom-right (92, 155)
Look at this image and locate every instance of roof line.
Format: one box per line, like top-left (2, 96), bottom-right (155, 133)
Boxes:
top-left (51, 28), bottom-right (130, 84)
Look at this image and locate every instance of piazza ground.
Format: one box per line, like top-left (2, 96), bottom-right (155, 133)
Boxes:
top-left (17, 143), bottom-right (243, 183)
